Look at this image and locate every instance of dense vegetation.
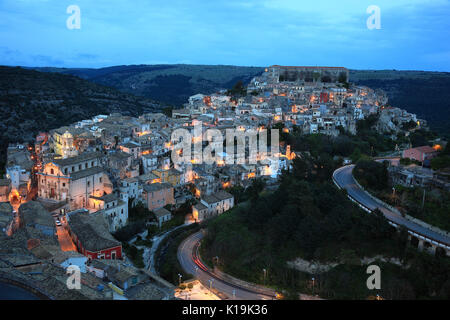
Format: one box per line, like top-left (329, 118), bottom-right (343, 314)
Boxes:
top-left (281, 116), bottom-right (397, 164)
top-left (201, 142), bottom-right (450, 299)
top-left (431, 143), bottom-right (450, 170)
top-left (122, 242), bottom-right (145, 268)
top-left (384, 185), bottom-right (450, 232)
top-left (354, 157), bottom-right (450, 232)
top-left (353, 159), bottom-right (389, 191)
top-left (32, 64), bottom-right (264, 106)
top-left (353, 73), bottom-right (450, 138)
top-left (353, 154), bottom-right (450, 232)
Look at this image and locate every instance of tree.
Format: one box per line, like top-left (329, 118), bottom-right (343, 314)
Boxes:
top-left (338, 72), bottom-right (348, 84)
top-left (354, 159), bottom-right (389, 191)
top-left (227, 80), bottom-right (247, 97)
top-left (247, 178), bottom-right (266, 201)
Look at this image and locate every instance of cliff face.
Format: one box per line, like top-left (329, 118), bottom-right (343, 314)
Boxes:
top-left (376, 112), bottom-right (399, 134)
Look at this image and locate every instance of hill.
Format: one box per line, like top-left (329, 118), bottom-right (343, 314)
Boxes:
top-left (350, 70), bottom-right (450, 137)
top-left (32, 64), bottom-right (265, 106)
top-left (0, 66), bottom-right (164, 169)
top-left (31, 65), bottom-right (450, 137)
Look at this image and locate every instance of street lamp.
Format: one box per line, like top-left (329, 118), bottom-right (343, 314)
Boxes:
top-left (208, 279), bottom-right (214, 290)
top-left (392, 187), bottom-right (396, 205)
top-left (312, 277), bottom-right (315, 294)
top-left (178, 273), bottom-right (183, 286)
top-left (263, 268), bottom-right (267, 286)
top-left (232, 289), bottom-right (236, 300)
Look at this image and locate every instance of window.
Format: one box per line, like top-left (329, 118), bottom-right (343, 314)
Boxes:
top-left (64, 168), bottom-right (68, 175)
top-left (87, 181), bottom-right (90, 187)
top-left (85, 163), bottom-right (88, 169)
top-left (50, 168), bottom-right (54, 175)
top-left (91, 161), bottom-right (94, 167)
top-left (62, 183), bottom-right (66, 187)
top-left (72, 166), bottom-right (74, 172)
top-left (99, 177), bottom-right (102, 183)
top-left (79, 164), bottom-right (82, 170)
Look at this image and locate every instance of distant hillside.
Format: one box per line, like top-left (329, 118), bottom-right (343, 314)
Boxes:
top-left (0, 66), bottom-right (164, 169)
top-left (32, 64), bottom-right (265, 106)
top-left (350, 70), bottom-right (450, 137)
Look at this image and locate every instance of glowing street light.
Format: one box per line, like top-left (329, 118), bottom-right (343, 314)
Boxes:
top-left (178, 273), bottom-right (183, 286)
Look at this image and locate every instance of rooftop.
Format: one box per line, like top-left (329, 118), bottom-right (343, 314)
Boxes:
top-left (214, 190), bottom-right (234, 201)
top-left (19, 201), bottom-right (54, 228)
top-left (143, 182), bottom-right (173, 193)
top-left (67, 212), bottom-right (121, 252)
top-left (53, 151), bottom-right (102, 167)
top-left (201, 195), bottom-right (219, 204)
top-left (70, 166), bottom-right (104, 180)
top-left (153, 207), bottom-right (171, 218)
top-left (89, 192), bottom-right (119, 203)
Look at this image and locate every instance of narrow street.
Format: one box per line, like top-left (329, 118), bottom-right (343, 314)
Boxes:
top-left (56, 225), bottom-right (77, 252)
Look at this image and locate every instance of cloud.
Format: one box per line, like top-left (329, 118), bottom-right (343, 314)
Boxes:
top-left (0, 0), bottom-right (448, 70)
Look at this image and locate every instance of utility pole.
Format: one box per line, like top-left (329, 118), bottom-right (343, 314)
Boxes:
top-left (208, 279), bottom-right (214, 290)
top-left (392, 187), bottom-right (396, 205)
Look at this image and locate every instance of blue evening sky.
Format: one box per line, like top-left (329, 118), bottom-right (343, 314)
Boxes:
top-left (1, 0), bottom-right (449, 71)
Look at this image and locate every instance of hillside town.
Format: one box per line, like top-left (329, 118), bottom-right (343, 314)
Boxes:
top-left (0, 65), bottom-right (445, 300)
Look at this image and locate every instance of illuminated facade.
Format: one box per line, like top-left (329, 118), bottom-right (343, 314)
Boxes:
top-left (37, 152), bottom-right (112, 210)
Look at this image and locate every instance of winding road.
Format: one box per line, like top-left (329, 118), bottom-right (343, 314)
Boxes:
top-left (333, 164), bottom-right (450, 250)
top-left (178, 231), bottom-right (277, 300)
top-left (177, 163), bottom-right (450, 300)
